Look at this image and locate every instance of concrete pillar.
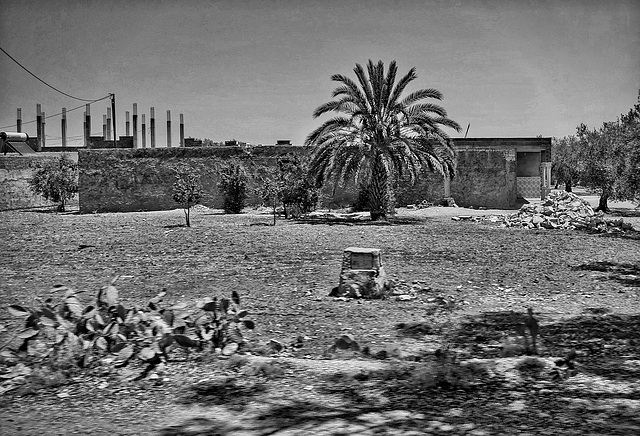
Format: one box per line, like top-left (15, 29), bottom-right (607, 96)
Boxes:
top-left (61, 107), bottom-right (67, 147)
top-left (540, 162), bottom-right (552, 200)
top-left (36, 104), bottom-right (42, 151)
top-left (125, 111), bottom-right (130, 136)
top-left (166, 110), bottom-right (171, 147)
top-left (141, 114), bottom-right (146, 148)
top-left (106, 107), bottom-right (112, 141)
top-left (179, 113), bottom-right (184, 147)
top-left (16, 108), bottom-right (22, 133)
top-left (41, 112), bottom-right (46, 148)
top-left (150, 107), bottom-right (155, 148)
top-left (132, 103), bottom-right (138, 148)
top-left (85, 104), bottom-right (91, 147)
top-left (103, 115), bottom-right (107, 139)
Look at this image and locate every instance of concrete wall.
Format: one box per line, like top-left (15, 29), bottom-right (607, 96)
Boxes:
top-left (76, 138), bottom-right (551, 213)
top-left (78, 146), bottom-right (328, 213)
top-left (0, 152), bottom-right (79, 211)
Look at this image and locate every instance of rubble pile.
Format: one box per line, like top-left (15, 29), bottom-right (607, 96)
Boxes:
top-left (500, 191), bottom-right (633, 232)
top-left (452, 191), bottom-right (634, 233)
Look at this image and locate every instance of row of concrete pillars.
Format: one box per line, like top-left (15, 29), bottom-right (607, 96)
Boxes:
top-left (13, 104), bottom-right (185, 150)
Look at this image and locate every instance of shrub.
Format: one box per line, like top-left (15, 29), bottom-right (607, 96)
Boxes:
top-left (172, 167), bottom-right (204, 227)
top-left (256, 155), bottom-right (319, 222)
top-left (352, 183), bottom-right (370, 212)
top-left (28, 154), bottom-right (78, 212)
top-left (1, 281), bottom-right (255, 382)
top-left (276, 154), bottom-right (319, 217)
top-left (256, 170), bottom-right (281, 225)
top-left (218, 161), bottom-right (249, 214)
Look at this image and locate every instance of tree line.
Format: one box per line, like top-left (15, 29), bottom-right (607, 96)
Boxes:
top-left (552, 92), bottom-right (640, 211)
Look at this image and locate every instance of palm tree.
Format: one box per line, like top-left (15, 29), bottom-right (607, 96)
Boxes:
top-left (305, 60), bottom-right (461, 220)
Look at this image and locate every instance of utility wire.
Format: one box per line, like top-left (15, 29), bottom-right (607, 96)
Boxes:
top-left (0, 96), bottom-right (111, 130)
top-left (0, 46), bottom-right (106, 102)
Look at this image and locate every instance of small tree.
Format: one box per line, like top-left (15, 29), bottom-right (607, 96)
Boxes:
top-left (29, 154), bottom-right (78, 212)
top-left (172, 168), bottom-right (203, 227)
top-left (257, 170), bottom-right (282, 226)
top-left (218, 161), bottom-right (249, 214)
top-left (276, 154), bottom-right (319, 218)
top-left (255, 155), bottom-right (320, 224)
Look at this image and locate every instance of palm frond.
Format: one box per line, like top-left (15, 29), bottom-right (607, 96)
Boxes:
top-left (382, 61), bottom-right (398, 114)
top-left (353, 63), bottom-right (375, 114)
top-left (400, 88), bottom-right (443, 107)
top-left (388, 67), bottom-right (417, 108)
top-left (405, 103), bottom-right (449, 118)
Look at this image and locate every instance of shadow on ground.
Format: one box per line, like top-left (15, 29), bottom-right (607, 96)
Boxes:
top-left (177, 376), bottom-right (268, 411)
top-left (295, 216), bottom-right (429, 226)
top-left (574, 260), bottom-right (640, 286)
top-left (159, 310), bottom-right (640, 435)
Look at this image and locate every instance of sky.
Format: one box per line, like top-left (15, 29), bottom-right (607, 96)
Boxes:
top-left (1, 0), bottom-right (639, 147)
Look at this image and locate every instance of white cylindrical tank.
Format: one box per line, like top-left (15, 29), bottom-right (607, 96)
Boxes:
top-left (0, 132), bottom-right (29, 142)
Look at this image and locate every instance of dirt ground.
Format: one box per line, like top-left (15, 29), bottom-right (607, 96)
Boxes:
top-left (0, 196), bottom-right (639, 435)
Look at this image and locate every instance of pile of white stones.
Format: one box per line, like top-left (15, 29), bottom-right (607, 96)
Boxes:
top-left (456, 191), bottom-right (634, 232)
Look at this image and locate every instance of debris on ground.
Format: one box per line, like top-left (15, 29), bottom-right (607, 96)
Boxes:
top-left (452, 191), bottom-right (635, 233)
top-left (406, 200), bottom-right (434, 209)
top-left (300, 211), bottom-right (371, 222)
top-left (407, 197), bottom-right (458, 209)
top-left (190, 204), bottom-right (212, 212)
top-left (389, 279), bottom-right (431, 300)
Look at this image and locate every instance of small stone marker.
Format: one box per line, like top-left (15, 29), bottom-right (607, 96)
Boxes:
top-left (332, 247), bottom-right (391, 299)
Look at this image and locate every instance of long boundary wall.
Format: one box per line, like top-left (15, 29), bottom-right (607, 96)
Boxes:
top-left (78, 146), bottom-right (332, 213)
top-left (77, 138), bottom-right (550, 213)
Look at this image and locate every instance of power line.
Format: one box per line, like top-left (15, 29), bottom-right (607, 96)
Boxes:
top-left (0, 96), bottom-right (110, 130)
top-left (0, 45), bottom-right (105, 102)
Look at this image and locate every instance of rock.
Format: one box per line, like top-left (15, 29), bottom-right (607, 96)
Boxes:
top-left (268, 339), bottom-right (284, 352)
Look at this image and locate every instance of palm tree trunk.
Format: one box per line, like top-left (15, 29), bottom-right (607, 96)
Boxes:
top-left (368, 154), bottom-right (389, 221)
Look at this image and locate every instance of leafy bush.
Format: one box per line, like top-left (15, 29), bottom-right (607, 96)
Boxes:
top-left (218, 161), bottom-right (249, 214)
top-left (28, 154), bottom-right (78, 212)
top-left (172, 167), bottom-right (204, 227)
top-left (1, 280), bottom-right (255, 380)
top-left (256, 155), bottom-right (319, 221)
top-left (352, 183), bottom-right (370, 212)
top-left (256, 169), bottom-right (282, 225)
top-left (276, 154), bottom-right (319, 217)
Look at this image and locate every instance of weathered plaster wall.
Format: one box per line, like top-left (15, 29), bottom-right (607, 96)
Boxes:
top-left (450, 149), bottom-right (517, 209)
top-left (78, 146), bottom-right (336, 213)
top-left (394, 171), bottom-right (445, 206)
top-left (77, 138), bottom-right (550, 213)
top-left (0, 152), bottom-right (79, 210)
